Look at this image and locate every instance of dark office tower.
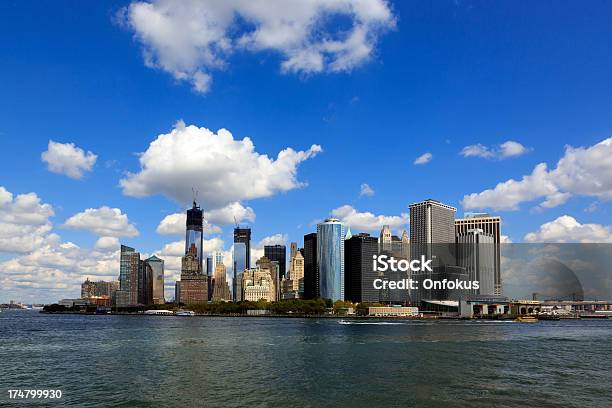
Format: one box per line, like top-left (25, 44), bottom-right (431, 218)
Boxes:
top-left (233, 227), bottom-right (251, 301)
top-left (303, 233), bottom-right (318, 299)
top-left (344, 233), bottom-right (379, 303)
top-left (185, 200), bottom-right (204, 266)
top-left (137, 260), bottom-right (153, 306)
top-left (206, 256), bottom-right (213, 276)
top-left (264, 245), bottom-right (287, 279)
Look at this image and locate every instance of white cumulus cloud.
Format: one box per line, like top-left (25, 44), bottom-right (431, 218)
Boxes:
top-left (462, 137), bottom-right (612, 211)
top-left (329, 205), bottom-right (408, 232)
top-left (120, 121), bottom-right (321, 209)
top-left (524, 216), bottom-right (612, 243)
top-left (0, 186), bottom-right (57, 254)
top-left (41, 140), bottom-right (97, 179)
top-left (414, 152), bottom-right (432, 165)
top-left (461, 140), bottom-right (531, 160)
top-left (63, 207), bottom-right (139, 238)
top-left (359, 183), bottom-right (374, 197)
top-left (120, 0), bottom-right (395, 93)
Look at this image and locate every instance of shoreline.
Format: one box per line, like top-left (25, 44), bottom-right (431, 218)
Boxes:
top-left (36, 310), bottom-right (602, 321)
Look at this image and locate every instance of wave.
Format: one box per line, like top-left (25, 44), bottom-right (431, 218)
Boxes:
top-left (337, 320), bottom-right (405, 325)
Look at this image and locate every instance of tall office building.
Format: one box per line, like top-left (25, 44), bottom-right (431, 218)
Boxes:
top-left (303, 233), bottom-right (318, 299)
top-left (409, 199), bottom-right (456, 265)
top-left (345, 233), bottom-right (380, 303)
top-left (264, 244), bottom-right (287, 279)
top-left (455, 214), bottom-right (502, 295)
top-left (117, 245), bottom-right (140, 306)
top-left (145, 255), bottom-right (165, 305)
top-left (409, 199), bottom-right (456, 244)
top-left (401, 230), bottom-right (410, 259)
top-left (233, 227), bottom-right (251, 301)
top-left (233, 243), bottom-right (246, 301)
top-left (317, 218), bottom-right (346, 302)
top-left (206, 256), bottom-right (213, 276)
top-left (175, 243), bottom-right (208, 304)
top-left (290, 242), bottom-right (298, 262)
top-left (456, 228), bottom-right (495, 296)
top-left (214, 251), bottom-right (224, 266)
top-left (185, 201), bottom-right (204, 270)
top-left (138, 260), bottom-right (153, 306)
top-left (212, 263), bottom-right (231, 302)
top-left (233, 227), bottom-right (251, 268)
top-left (379, 225), bottom-right (392, 252)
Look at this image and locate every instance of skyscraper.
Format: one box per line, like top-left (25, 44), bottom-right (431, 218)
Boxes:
top-left (233, 227), bottom-right (251, 268)
top-left (185, 201), bottom-right (204, 270)
top-left (409, 199), bottom-right (456, 244)
top-left (264, 244), bottom-right (287, 279)
top-left (214, 251), bottom-right (224, 266)
top-left (117, 244), bottom-right (140, 306)
top-left (379, 225), bottom-right (392, 252)
top-left (409, 199), bottom-right (456, 265)
top-left (137, 259), bottom-right (153, 306)
top-left (175, 243), bottom-right (208, 304)
top-left (345, 233), bottom-right (379, 303)
top-left (233, 227), bottom-right (251, 301)
top-left (146, 255), bottom-right (165, 305)
top-left (456, 228), bottom-right (495, 296)
top-left (212, 263), bottom-right (231, 302)
top-left (290, 242), bottom-right (298, 261)
top-left (303, 233), bottom-right (318, 299)
top-left (233, 242), bottom-right (246, 301)
top-left (455, 214), bottom-right (502, 295)
top-left (317, 218), bottom-right (346, 302)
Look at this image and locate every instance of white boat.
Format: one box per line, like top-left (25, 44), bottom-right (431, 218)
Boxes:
top-left (144, 309), bottom-right (173, 316)
top-left (175, 310), bottom-right (195, 317)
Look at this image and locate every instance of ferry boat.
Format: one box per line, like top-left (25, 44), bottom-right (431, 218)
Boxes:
top-left (144, 309), bottom-right (173, 316)
top-left (175, 310), bottom-right (195, 317)
top-left (514, 315), bottom-right (538, 323)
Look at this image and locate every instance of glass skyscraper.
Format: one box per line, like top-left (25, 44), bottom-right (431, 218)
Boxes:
top-left (185, 201), bottom-right (204, 268)
top-left (233, 227), bottom-right (251, 301)
top-left (233, 243), bottom-right (246, 301)
top-left (317, 218), bottom-right (346, 302)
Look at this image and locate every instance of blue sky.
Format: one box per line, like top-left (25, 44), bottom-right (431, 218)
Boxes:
top-left (1, 0), bottom-right (612, 303)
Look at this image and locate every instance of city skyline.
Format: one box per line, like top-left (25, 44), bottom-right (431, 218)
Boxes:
top-left (2, 1), bottom-right (612, 304)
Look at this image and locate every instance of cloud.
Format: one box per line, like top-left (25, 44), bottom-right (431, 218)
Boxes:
top-left (500, 235), bottom-right (513, 244)
top-left (204, 202), bottom-right (255, 225)
top-left (462, 137), bottom-right (612, 211)
top-left (461, 140), bottom-right (530, 160)
top-left (41, 140), bottom-right (97, 179)
top-left (0, 240), bottom-right (122, 303)
top-left (414, 152), bottom-right (432, 165)
top-left (94, 236), bottom-right (121, 252)
top-left (120, 121), bottom-right (322, 209)
top-left (120, 0), bottom-right (395, 93)
top-left (329, 205), bottom-right (408, 232)
top-left (359, 183), bottom-right (374, 197)
top-left (0, 186), bottom-right (57, 254)
top-left (63, 207), bottom-right (139, 237)
top-left (524, 216), bottom-right (612, 243)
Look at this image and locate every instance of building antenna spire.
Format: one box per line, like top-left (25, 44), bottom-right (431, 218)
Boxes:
top-left (192, 187), bottom-right (199, 207)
